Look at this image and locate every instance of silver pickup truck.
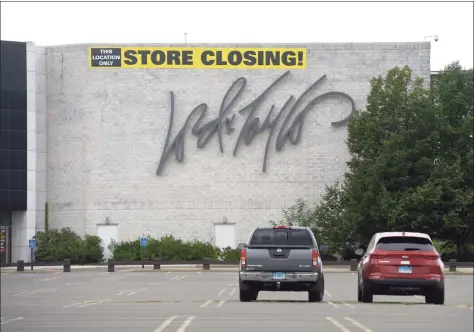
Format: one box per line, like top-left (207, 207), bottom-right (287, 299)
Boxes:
top-left (237, 226), bottom-right (325, 302)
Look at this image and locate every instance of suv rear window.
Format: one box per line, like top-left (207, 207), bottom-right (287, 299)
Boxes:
top-left (376, 236), bottom-right (434, 251)
top-left (249, 229), bottom-right (313, 246)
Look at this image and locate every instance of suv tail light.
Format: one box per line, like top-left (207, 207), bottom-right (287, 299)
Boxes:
top-left (240, 248), bottom-right (247, 269)
top-left (312, 249), bottom-right (318, 266)
top-left (370, 253), bottom-right (381, 259)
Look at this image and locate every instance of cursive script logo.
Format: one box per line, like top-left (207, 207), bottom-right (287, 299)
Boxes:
top-left (156, 70), bottom-right (355, 176)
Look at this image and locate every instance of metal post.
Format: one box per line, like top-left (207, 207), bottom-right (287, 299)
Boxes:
top-left (30, 248), bottom-right (34, 270)
top-left (449, 259), bottom-right (456, 272)
top-left (17, 260), bottom-right (24, 272)
top-left (108, 259), bottom-right (115, 273)
top-left (350, 259), bottom-right (357, 271)
top-left (64, 259), bottom-right (71, 272)
top-left (203, 258), bottom-right (210, 271)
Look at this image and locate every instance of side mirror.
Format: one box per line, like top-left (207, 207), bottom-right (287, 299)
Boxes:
top-left (354, 248), bottom-right (364, 256)
top-left (237, 243), bottom-right (247, 250)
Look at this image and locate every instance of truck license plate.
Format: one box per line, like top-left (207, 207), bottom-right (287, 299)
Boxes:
top-left (398, 266), bottom-right (412, 274)
top-left (272, 272), bottom-right (286, 280)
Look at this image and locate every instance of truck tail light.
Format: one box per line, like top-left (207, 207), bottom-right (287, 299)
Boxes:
top-left (312, 249), bottom-right (318, 266)
top-left (274, 226), bottom-right (290, 229)
top-left (240, 248), bottom-right (247, 269)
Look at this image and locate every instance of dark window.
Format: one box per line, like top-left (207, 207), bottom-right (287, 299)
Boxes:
top-left (10, 170), bottom-right (26, 190)
top-left (9, 110), bottom-right (26, 130)
top-left (9, 130), bottom-right (27, 150)
top-left (249, 229), bottom-right (314, 246)
top-left (0, 190), bottom-right (10, 209)
top-left (10, 150), bottom-right (26, 170)
top-left (0, 150), bottom-right (9, 169)
top-left (376, 236), bottom-right (434, 251)
top-left (10, 190), bottom-right (26, 210)
top-left (1, 110), bottom-right (10, 129)
top-left (0, 170), bottom-right (9, 190)
top-left (0, 131), bottom-right (10, 149)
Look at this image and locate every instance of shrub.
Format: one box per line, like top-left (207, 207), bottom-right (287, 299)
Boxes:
top-left (110, 235), bottom-right (221, 261)
top-left (34, 228), bottom-right (104, 264)
top-left (82, 234), bottom-right (104, 263)
top-left (220, 246), bottom-right (241, 261)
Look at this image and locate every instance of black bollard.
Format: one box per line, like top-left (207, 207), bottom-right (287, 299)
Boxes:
top-left (17, 260), bottom-right (24, 272)
top-left (350, 259), bottom-right (358, 271)
top-left (108, 259), bottom-right (115, 272)
top-left (64, 259), bottom-right (71, 272)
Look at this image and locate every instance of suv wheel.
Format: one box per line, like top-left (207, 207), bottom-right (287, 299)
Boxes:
top-left (357, 282), bottom-right (363, 302)
top-left (308, 275), bottom-right (324, 303)
top-left (361, 279), bottom-right (373, 303)
top-left (426, 283), bottom-right (444, 305)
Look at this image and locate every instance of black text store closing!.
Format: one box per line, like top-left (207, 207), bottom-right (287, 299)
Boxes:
top-left (89, 47), bottom-right (307, 69)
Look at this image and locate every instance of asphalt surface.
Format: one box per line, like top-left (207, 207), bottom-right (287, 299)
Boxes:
top-left (1, 270), bottom-right (473, 332)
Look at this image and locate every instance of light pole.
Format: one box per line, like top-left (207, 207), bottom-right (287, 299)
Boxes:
top-left (184, 33), bottom-right (188, 44)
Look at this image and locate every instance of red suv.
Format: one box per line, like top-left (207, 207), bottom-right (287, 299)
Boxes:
top-left (356, 232), bottom-right (444, 304)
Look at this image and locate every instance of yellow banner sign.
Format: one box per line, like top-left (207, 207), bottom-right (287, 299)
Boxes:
top-left (89, 47), bottom-right (307, 69)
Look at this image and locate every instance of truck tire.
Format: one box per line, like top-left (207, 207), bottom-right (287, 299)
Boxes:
top-left (308, 275), bottom-right (324, 303)
top-left (239, 288), bottom-right (256, 302)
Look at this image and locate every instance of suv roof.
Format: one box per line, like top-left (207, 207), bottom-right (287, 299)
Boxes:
top-left (376, 232), bottom-right (432, 241)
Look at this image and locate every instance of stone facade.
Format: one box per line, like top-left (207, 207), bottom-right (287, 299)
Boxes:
top-left (40, 42), bottom-right (430, 246)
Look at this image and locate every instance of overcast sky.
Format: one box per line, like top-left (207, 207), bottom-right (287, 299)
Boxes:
top-left (1, 1), bottom-right (473, 71)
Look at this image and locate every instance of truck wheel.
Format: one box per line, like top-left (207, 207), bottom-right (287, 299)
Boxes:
top-left (308, 275), bottom-right (324, 303)
top-left (239, 288), bottom-right (256, 302)
top-left (361, 279), bottom-right (373, 303)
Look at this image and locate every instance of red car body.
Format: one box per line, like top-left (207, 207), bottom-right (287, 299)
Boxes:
top-left (357, 232), bottom-right (445, 304)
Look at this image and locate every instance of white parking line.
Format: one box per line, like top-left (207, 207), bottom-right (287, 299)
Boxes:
top-left (324, 291), bottom-right (333, 297)
top-left (176, 316), bottom-right (195, 332)
top-left (117, 288), bottom-right (137, 296)
top-left (344, 317), bottom-right (373, 332)
top-left (200, 300), bottom-right (213, 308)
top-left (39, 276), bottom-right (62, 282)
top-left (216, 300), bottom-right (226, 307)
top-left (1, 273), bottom-right (11, 276)
top-left (197, 271), bottom-right (202, 274)
top-left (170, 275), bottom-right (183, 280)
top-left (1, 317), bottom-right (24, 325)
top-left (12, 288), bottom-right (57, 297)
top-left (154, 316), bottom-right (177, 332)
top-left (326, 317), bottom-right (350, 332)
top-left (342, 302), bottom-right (355, 309)
top-left (229, 288), bottom-right (236, 296)
top-left (63, 300), bottom-right (100, 308)
top-left (127, 287), bottom-right (147, 296)
top-left (327, 301), bottom-right (339, 309)
top-left (176, 276), bottom-right (186, 281)
top-left (106, 276), bottom-right (124, 281)
top-left (217, 289), bottom-right (226, 296)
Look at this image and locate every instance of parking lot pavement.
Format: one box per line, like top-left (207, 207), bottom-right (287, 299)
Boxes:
top-left (1, 271), bottom-right (473, 332)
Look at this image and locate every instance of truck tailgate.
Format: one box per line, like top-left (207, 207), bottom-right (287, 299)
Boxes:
top-left (245, 245), bottom-right (315, 272)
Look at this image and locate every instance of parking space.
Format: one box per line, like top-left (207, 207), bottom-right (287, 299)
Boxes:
top-left (1, 271), bottom-right (473, 331)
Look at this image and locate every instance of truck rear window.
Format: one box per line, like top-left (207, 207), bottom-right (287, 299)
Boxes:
top-left (376, 236), bottom-right (434, 251)
top-left (249, 229), bottom-right (313, 246)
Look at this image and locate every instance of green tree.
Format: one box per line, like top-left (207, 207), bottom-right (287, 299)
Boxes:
top-left (344, 65), bottom-right (440, 244)
top-left (429, 62), bottom-right (474, 259)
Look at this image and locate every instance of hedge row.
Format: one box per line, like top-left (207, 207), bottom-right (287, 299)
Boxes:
top-left (34, 227), bottom-right (103, 264)
top-left (33, 228), bottom-right (242, 263)
top-left (109, 235), bottom-right (241, 261)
